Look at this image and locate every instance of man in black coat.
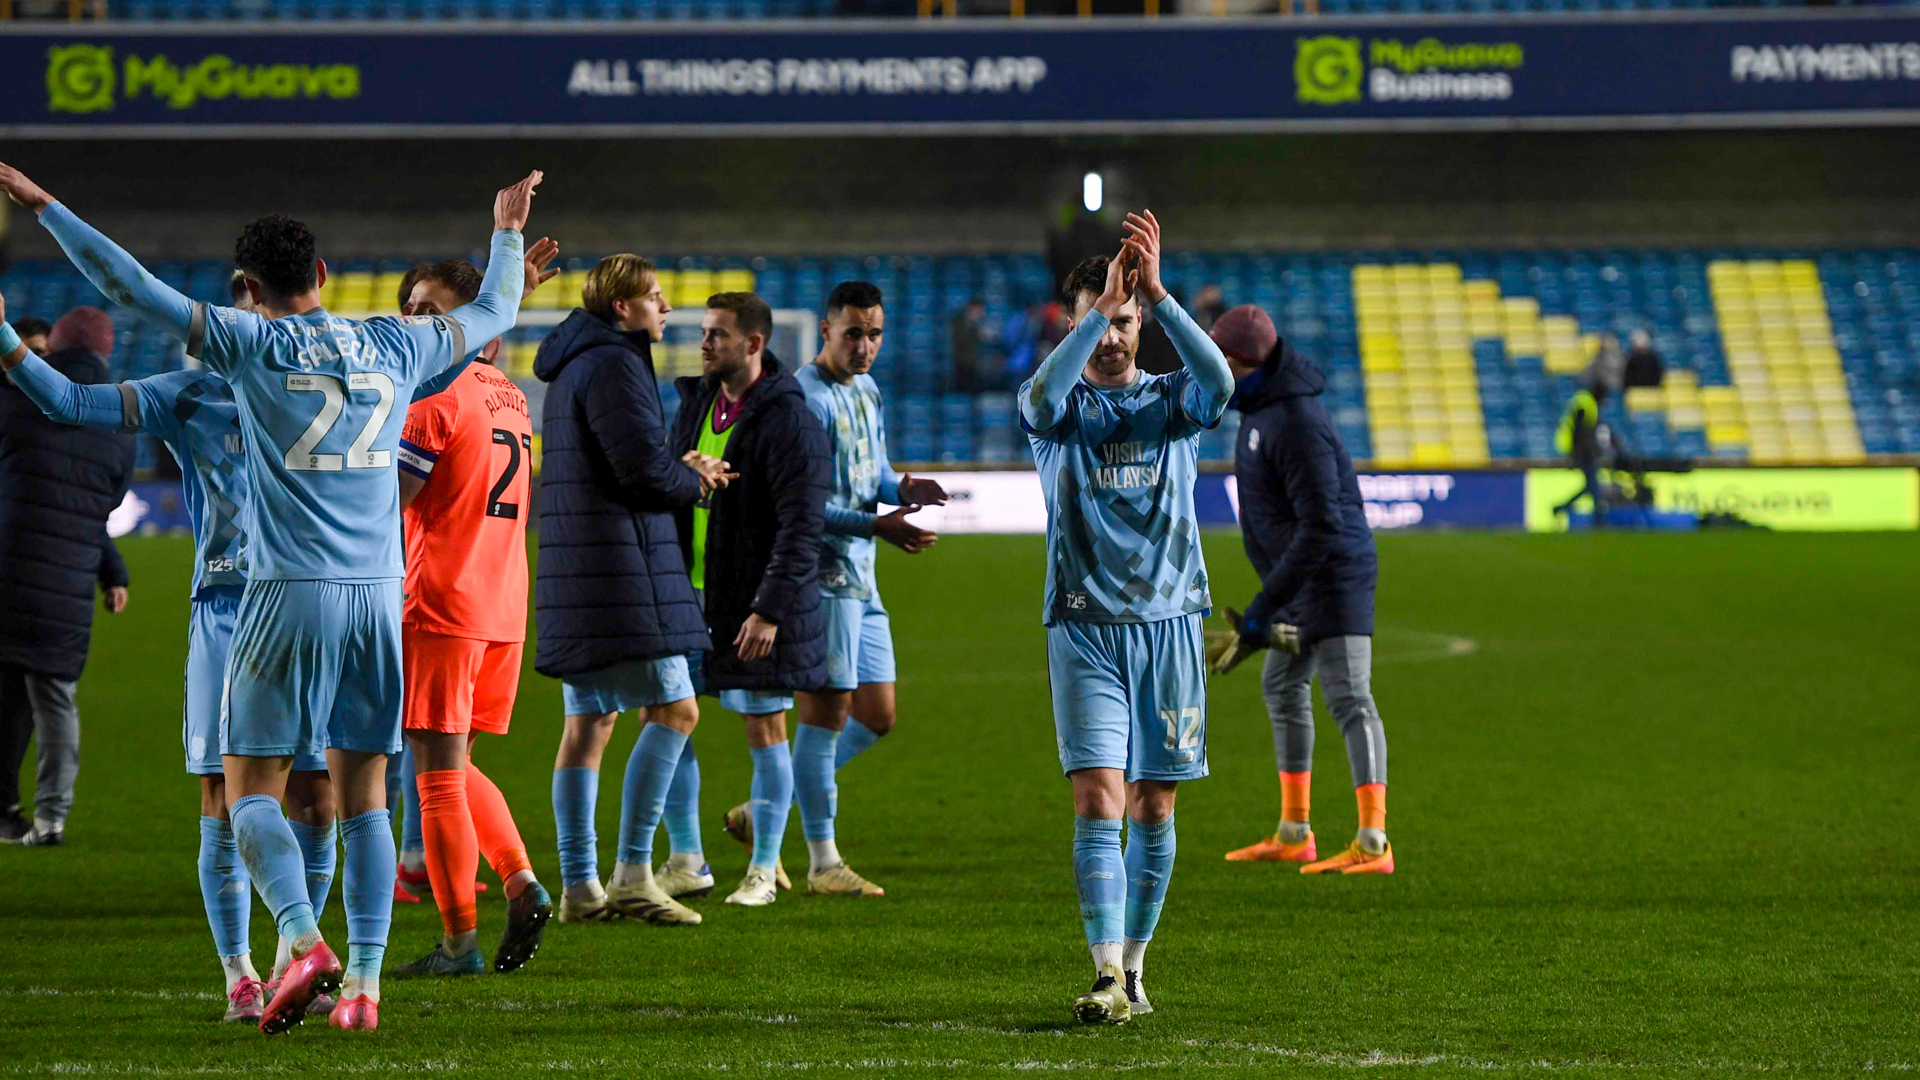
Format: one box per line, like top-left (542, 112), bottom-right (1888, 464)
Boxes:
top-left (668, 291), bottom-right (830, 909)
top-left (0, 305), bottom-right (132, 845)
top-left (533, 254), bottom-right (730, 927)
top-left (1205, 304), bottom-right (1393, 877)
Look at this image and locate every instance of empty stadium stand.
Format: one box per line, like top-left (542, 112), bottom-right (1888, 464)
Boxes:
top-left (7, 247), bottom-right (1919, 469)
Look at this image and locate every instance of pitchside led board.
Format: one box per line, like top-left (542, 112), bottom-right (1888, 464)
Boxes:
top-left (1524, 467), bottom-right (1920, 532)
top-left (3, 11), bottom-right (1920, 135)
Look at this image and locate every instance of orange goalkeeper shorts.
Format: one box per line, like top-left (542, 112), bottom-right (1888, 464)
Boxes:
top-left (402, 625), bottom-right (523, 736)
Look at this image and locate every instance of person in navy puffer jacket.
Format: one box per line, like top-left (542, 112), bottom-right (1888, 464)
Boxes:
top-left (1208, 304), bottom-right (1395, 878)
top-left (532, 254), bottom-right (732, 924)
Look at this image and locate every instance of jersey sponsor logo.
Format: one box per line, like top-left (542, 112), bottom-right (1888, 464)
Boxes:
top-left (224, 433), bottom-right (243, 455)
top-left (1080, 398), bottom-right (1102, 424)
top-left (1092, 439), bottom-right (1160, 490)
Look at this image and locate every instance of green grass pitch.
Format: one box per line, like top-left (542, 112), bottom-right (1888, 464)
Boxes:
top-left (1, 531), bottom-right (1915, 1078)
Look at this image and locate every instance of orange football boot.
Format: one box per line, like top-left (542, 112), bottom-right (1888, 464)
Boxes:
top-left (1301, 840), bottom-right (1394, 875)
top-left (1225, 832), bottom-right (1317, 863)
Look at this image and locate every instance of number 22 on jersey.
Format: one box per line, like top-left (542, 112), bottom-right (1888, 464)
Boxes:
top-left (284, 372), bottom-right (397, 471)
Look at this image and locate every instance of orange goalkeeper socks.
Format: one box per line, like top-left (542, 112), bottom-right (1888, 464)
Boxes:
top-left (1356, 782), bottom-right (1387, 833)
top-left (1279, 771), bottom-right (1312, 824)
top-left (417, 769), bottom-right (479, 938)
top-left (467, 764), bottom-right (534, 901)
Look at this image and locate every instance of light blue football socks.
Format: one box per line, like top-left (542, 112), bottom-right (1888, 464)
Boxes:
top-left (551, 767), bottom-right (599, 887)
top-left (747, 742), bottom-right (794, 871)
top-left (617, 724), bottom-right (689, 869)
top-left (1073, 816), bottom-right (1126, 950)
top-left (834, 718), bottom-right (883, 770)
top-left (791, 723), bottom-right (839, 843)
top-left (339, 809), bottom-right (394, 985)
top-left (286, 818), bottom-right (337, 922)
top-left (230, 794), bottom-right (318, 944)
top-left (198, 816), bottom-right (250, 959)
top-left (399, 743), bottom-right (424, 864)
top-left (664, 739), bottom-right (703, 858)
top-left (1123, 815), bottom-right (1176, 943)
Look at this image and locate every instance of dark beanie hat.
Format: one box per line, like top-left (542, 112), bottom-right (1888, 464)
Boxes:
top-left (1209, 304), bottom-right (1278, 365)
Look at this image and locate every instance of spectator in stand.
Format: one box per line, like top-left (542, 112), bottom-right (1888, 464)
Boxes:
top-left (1192, 284), bottom-right (1227, 332)
top-left (950, 299), bottom-right (986, 393)
top-left (0, 306), bottom-right (132, 846)
top-left (10, 317), bottom-right (50, 356)
top-left (1623, 329), bottom-right (1664, 389)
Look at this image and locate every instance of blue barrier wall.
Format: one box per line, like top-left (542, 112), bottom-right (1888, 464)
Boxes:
top-left (5, 12), bottom-right (1920, 136)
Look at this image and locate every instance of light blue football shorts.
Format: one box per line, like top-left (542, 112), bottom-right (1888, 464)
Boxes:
top-left (821, 592), bottom-right (897, 692)
top-left (1046, 613), bottom-right (1209, 782)
top-left (562, 654), bottom-right (696, 716)
top-left (188, 587), bottom-right (325, 774)
top-left (220, 579), bottom-right (405, 760)
top-left (689, 652), bottom-right (793, 717)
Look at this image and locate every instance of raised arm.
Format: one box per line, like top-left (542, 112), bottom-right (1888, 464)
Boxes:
top-left (1022, 248), bottom-right (1136, 433)
top-left (440, 226), bottom-right (526, 369)
top-left (38, 202), bottom-right (197, 343)
top-left (3, 352), bottom-right (128, 429)
top-left (0, 163), bottom-right (194, 337)
top-left (1156, 296), bottom-right (1233, 427)
top-left (1125, 210), bottom-right (1232, 427)
top-left (1020, 309), bottom-right (1105, 434)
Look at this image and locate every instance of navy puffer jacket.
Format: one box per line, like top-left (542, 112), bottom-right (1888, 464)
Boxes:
top-left (0, 346), bottom-right (132, 680)
top-left (1231, 338), bottom-right (1378, 646)
top-left (671, 354), bottom-right (829, 694)
top-left (532, 310), bottom-right (710, 678)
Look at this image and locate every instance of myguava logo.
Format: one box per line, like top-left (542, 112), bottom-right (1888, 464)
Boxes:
top-left (1295, 36), bottom-right (1363, 106)
top-left (47, 44), bottom-right (115, 114)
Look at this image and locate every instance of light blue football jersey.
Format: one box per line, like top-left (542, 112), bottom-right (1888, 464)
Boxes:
top-left (798, 362), bottom-right (901, 602)
top-left (188, 305), bottom-right (474, 582)
top-left (124, 369), bottom-right (249, 598)
top-left (1023, 367), bottom-right (1217, 626)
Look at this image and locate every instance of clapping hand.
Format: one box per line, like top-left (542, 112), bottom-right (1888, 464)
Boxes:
top-left (1121, 210), bottom-right (1167, 305)
top-left (523, 236), bottom-right (561, 297)
top-left (682, 451), bottom-right (738, 498)
top-left (1093, 241), bottom-right (1139, 320)
top-left (493, 170), bottom-right (543, 233)
top-left (897, 472), bottom-right (948, 507)
top-left (875, 505), bottom-right (937, 554)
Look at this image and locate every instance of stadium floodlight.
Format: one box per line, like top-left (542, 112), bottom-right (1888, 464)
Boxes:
top-left (1082, 171), bottom-right (1103, 214)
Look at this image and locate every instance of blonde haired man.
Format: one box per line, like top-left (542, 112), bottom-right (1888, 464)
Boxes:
top-left (535, 254), bottom-right (731, 926)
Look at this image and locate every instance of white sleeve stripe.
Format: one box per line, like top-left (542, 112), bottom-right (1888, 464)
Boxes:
top-left (397, 445), bottom-right (436, 475)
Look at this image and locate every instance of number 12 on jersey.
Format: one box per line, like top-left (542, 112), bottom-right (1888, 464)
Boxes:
top-left (284, 371), bottom-right (397, 471)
